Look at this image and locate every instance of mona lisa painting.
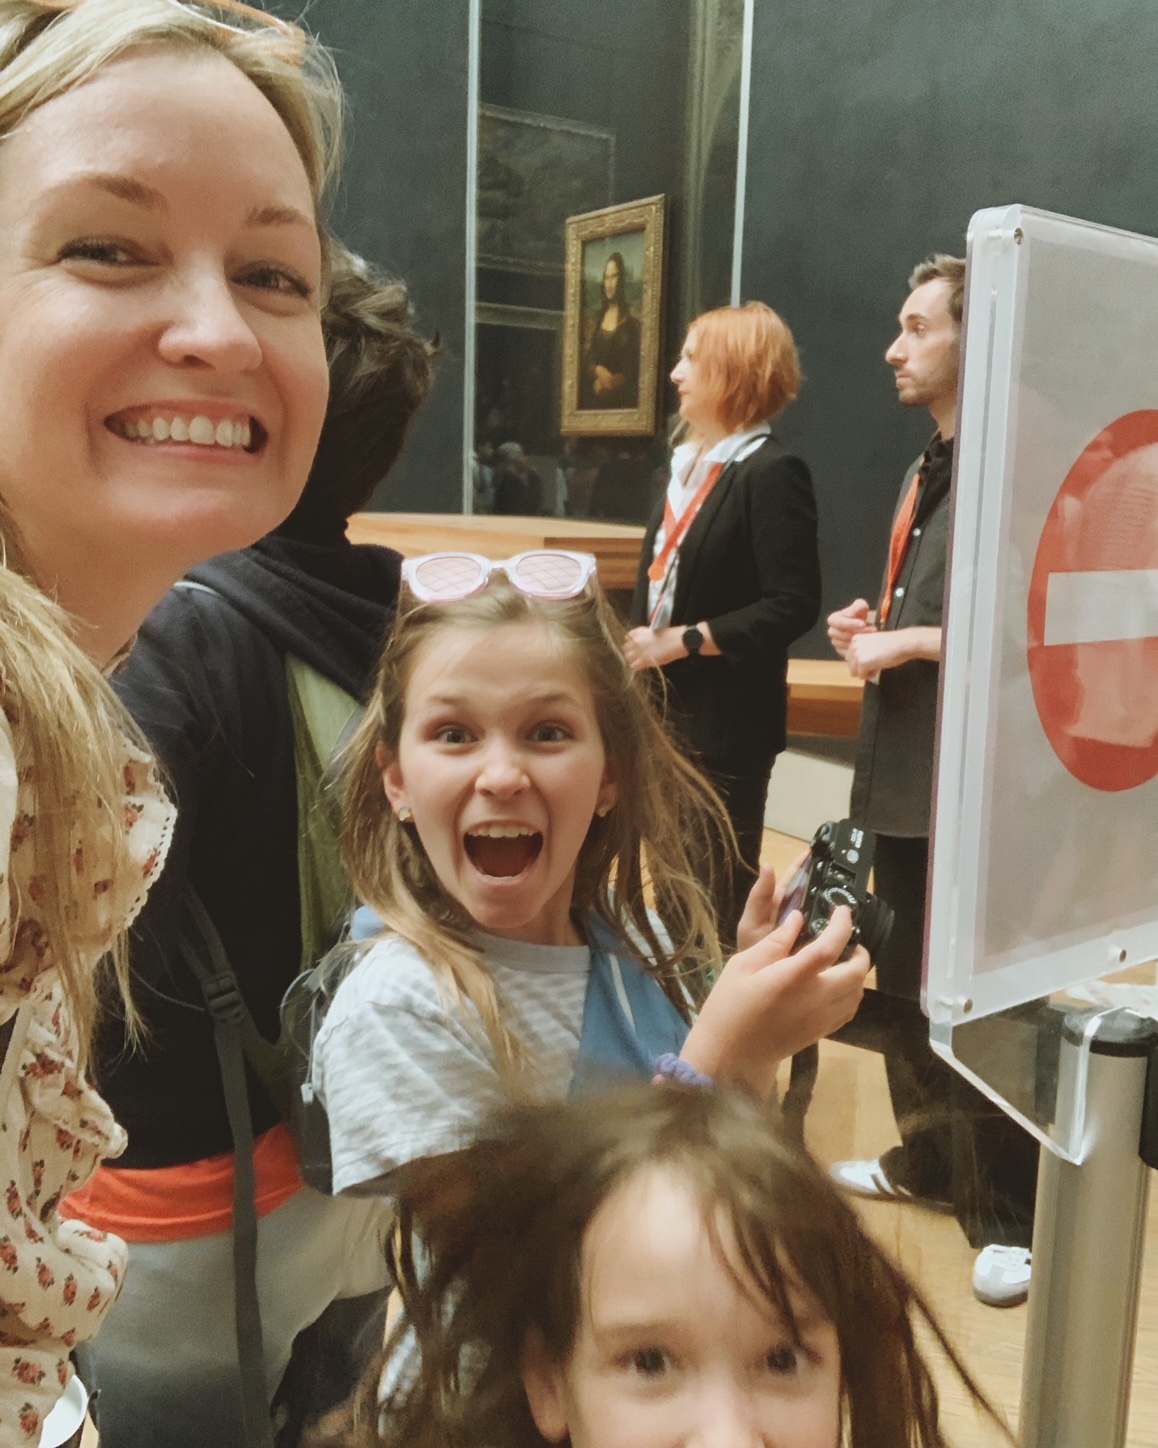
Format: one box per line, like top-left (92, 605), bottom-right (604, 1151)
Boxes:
top-left (561, 195), bottom-right (666, 436)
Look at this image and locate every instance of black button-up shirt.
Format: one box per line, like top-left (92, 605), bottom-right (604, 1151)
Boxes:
top-left (850, 435), bottom-right (953, 837)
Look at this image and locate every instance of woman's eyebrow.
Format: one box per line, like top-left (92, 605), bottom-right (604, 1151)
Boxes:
top-left (246, 202), bottom-right (315, 230)
top-left (66, 171), bottom-right (166, 210)
top-left (43, 174), bottom-right (312, 233)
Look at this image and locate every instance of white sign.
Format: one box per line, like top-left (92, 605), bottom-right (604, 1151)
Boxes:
top-left (926, 207), bottom-right (1158, 1155)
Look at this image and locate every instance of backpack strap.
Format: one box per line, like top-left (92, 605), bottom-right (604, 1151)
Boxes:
top-left (179, 891), bottom-right (274, 1448)
top-left (570, 918), bottom-right (690, 1096)
top-left (285, 655), bottom-right (360, 971)
top-left (167, 596), bottom-right (361, 1444)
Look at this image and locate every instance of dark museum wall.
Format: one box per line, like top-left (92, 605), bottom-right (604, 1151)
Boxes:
top-left (270, 0), bottom-right (470, 512)
top-left (475, 0), bottom-right (701, 524)
top-left (741, 0), bottom-right (1158, 653)
top-left (481, 0), bottom-right (688, 218)
top-left (479, 0), bottom-right (690, 346)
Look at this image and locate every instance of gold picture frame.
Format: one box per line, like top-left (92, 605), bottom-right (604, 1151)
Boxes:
top-left (560, 195), bottom-right (667, 437)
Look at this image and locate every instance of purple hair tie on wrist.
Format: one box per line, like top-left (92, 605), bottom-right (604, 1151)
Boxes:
top-left (653, 1053), bottom-right (713, 1089)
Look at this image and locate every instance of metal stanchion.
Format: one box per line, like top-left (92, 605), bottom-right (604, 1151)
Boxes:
top-left (1019, 1008), bottom-right (1158, 1448)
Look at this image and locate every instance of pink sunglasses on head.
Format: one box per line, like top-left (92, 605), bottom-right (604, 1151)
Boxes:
top-left (401, 550), bottom-right (598, 603)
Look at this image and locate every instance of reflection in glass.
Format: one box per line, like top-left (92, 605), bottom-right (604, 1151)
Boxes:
top-left (471, 0), bottom-right (747, 523)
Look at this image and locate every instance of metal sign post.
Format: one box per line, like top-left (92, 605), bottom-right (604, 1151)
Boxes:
top-left (1020, 1011), bottom-right (1157, 1447)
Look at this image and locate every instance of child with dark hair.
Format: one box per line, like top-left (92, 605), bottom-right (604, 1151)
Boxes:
top-left (318, 1086), bottom-right (1010, 1448)
top-left (71, 246), bottom-right (437, 1448)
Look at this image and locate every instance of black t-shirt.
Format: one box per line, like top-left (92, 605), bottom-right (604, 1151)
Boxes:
top-left (850, 435), bottom-right (953, 838)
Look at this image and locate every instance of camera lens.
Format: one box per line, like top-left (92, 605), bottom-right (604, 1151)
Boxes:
top-left (856, 896), bottom-right (895, 958)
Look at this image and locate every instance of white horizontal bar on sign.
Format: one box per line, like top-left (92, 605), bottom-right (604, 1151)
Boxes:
top-left (1044, 568), bottom-right (1158, 646)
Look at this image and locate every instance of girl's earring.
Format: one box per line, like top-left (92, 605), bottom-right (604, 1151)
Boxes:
top-left (397, 805), bottom-right (414, 824)
top-left (596, 801), bottom-right (613, 818)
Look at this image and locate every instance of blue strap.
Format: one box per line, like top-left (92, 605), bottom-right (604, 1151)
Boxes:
top-left (571, 917), bottom-right (689, 1096)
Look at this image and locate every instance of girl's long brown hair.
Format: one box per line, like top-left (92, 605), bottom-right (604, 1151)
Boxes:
top-left (314, 1086), bottom-right (1012, 1448)
top-left (340, 578), bottom-right (733, 1082)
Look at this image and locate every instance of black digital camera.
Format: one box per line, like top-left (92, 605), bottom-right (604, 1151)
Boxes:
top-left (776, 819), bottom-right (894, 959)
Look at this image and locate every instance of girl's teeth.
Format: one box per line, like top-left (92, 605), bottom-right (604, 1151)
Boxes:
top-left (152, 417), bottom-right (170, 442)
top-left (215, 419), bottom-right (235, 448)
top-left (189, 415), bottom-right (217, 446)
top-left (237, 419), bottom-right (252, 449)
top-left (169, 416), bottom-right (189, 443)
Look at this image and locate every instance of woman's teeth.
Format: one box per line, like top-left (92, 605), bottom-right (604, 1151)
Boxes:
top-left (467, 824), bottom-right (537, 839)
top-left (113, 414), bottom-right (254, 450)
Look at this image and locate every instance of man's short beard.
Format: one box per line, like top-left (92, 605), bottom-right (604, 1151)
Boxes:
top-left (899, 364), bottom-right (958, 413)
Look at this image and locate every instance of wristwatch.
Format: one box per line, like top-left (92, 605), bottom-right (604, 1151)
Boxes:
top-left (682, 625), bottom-right (705, 657)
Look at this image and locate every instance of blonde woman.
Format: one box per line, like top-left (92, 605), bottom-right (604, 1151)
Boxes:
top-left (0, 1), bottom-right (340, 1441)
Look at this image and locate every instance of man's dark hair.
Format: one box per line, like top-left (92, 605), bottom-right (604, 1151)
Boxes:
top-left (288, 247), bottom-right (438, 529)
top-left (908, 253), bottom-right (966, 327)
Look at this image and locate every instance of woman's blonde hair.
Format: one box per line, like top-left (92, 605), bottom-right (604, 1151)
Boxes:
top-left (0, 516), bottom-right (150, 1061)
top-left (0, 0), bottom-right (342, 225)
top-left (0, 0), bottom-right (343, 1059)
top-left (341, 579), bottom-right (734, 1083)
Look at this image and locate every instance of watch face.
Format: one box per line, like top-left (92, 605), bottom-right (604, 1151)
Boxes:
top-left (683, 626), bottom-right (704, 654)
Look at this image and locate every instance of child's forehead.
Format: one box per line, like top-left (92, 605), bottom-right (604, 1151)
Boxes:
top-left (408, 617), bottom-right (585, 691)
top-left (576, 1164), bottom-right (825, 1338)
top-left (582, 1169), bottom-right (766, 1306)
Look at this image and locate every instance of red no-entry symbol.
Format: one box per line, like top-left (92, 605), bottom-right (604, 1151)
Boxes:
top-left (1028, 410), bottom-right (1158, 792)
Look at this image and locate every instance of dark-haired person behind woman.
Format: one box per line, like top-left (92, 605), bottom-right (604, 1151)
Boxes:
top-left (579, 251), bottom-right (641, 410)
top-left (626, 303), bottom-right (820, 945)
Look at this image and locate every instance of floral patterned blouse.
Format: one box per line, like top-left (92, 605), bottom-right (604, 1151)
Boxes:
top-left (0, 707), bottom-right (173, 1444)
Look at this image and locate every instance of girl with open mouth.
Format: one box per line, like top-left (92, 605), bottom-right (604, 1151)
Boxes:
top-left (310, 551), bottom-right (872, 1200)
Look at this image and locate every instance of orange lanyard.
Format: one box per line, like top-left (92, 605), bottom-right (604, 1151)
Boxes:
top-left (647, 461), bottom-right (724, 587)
top-left (878, 471), bottom-right (921, 625)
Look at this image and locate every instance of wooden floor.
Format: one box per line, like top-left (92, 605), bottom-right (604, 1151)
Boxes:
top-left (761, 829), bottom-right (1158, 1447)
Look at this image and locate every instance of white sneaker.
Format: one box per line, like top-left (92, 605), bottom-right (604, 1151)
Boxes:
top-left (829, 1157), bottom-right (951, 1211)
top-left (972, 1244), bottom-right (1031, 1307)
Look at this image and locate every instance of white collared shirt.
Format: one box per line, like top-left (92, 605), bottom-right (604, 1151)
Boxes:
top-left (646, 423), bottom-right (771, 628)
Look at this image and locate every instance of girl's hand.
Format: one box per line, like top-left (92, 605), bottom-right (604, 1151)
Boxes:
top-left (734, 852), bottom-right (809, 953)
top-left (680, 906), bottom-right (869, 1101)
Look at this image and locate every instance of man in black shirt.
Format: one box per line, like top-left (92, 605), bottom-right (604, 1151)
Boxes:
top-left (828, 256), bottom-right (1036, 1308)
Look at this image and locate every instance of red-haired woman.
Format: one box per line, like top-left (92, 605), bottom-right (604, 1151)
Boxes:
top-left (626, 302), bottom-right (820, 944)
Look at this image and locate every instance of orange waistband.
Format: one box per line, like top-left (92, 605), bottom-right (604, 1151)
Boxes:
top-left (62, 1122), bottom-right (306, 1243)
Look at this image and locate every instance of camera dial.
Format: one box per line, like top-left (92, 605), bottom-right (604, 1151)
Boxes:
top-left (819, 884), bottom-right (859, 915)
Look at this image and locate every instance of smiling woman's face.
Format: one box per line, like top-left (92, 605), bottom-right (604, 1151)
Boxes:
top-left (0, 47), bottom-right (328, 609)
